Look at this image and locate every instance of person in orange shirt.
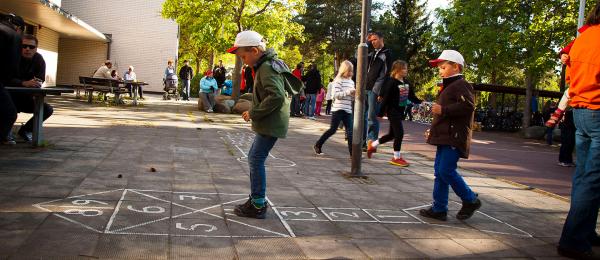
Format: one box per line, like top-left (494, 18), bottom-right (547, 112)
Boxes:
top-left (558, 3), bottom-right (600, 259)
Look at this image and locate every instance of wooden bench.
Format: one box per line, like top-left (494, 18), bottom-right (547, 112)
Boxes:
top-left (79, 77), bottom-right (127, 104)
top-left (5, 87), bottom-right (74, 147)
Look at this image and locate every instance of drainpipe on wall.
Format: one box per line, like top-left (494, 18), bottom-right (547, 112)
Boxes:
top-left (104, 33), bottom-right (112, 60)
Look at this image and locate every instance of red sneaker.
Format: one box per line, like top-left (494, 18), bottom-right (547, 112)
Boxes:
top-left (389, 157), bottom-right (409, 167)
top-left (367, 140), bottom-right (377, 158)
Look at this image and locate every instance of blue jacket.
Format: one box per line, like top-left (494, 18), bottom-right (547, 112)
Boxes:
top-left (200, 76), bottom-right (218, 93)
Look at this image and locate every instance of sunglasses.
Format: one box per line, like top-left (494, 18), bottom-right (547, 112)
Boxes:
top-left (22, 44), bottom-right (37, 50)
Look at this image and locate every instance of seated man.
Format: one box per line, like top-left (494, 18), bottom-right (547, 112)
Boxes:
top-left (9, 34), bottom-right (53, 142)
top-left (93, 60), bottom-right (113, 79)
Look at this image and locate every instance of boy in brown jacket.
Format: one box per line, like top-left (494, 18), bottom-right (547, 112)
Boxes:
top-left (420, 50), bottom-right (481, 221)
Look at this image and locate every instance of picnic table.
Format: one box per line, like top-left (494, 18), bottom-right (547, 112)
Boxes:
top-left (121, 80), bottom-right (148, 106)
top-left (6, 87), bottom-right (74, 147)
top-left (79, 77), bottom-right (148, 106)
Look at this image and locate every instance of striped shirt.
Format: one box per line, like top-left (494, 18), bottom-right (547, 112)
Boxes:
top-left (331, 78), bottom-right (355, 113)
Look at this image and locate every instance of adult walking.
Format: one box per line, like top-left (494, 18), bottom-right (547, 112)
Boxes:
top-left (179, 60), bottom-right (194, 101)
top-left (557, 3), bottom-right (600, 259)
top-left (365, 32), bottom-right (393, 144)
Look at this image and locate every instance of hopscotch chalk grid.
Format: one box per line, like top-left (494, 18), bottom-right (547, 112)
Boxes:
top-left (32, 188), bottom-right (533, 238)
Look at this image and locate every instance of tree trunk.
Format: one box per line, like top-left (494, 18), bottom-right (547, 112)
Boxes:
top-left (232, 56), bottom-right (243, 101)
top-left (522, 72), bottom-right (534, 128)
top-left (208, 50), bottom-right (215, 71)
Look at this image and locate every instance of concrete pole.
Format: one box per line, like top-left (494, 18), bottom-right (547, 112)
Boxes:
top-left (578, 0), bottom-right (586, 32)
top-left (350, 0), bottom-right (371, 176)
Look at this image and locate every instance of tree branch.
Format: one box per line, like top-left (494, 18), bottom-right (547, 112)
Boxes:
top-left (249, 0), bottom-right (273, 17)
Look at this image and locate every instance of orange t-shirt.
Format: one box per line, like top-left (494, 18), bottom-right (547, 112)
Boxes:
top-left (567, 25), bottom-right (600, 110)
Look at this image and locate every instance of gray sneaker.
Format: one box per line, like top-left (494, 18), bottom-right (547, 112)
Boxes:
top-left (1, 135), bottom-right (16, 145)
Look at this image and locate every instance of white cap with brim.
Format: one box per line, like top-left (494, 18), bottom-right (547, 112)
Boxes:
top-left (429, 50), bottom-right (465, 67)
top-left (227, 31), bottom-right (266, 54)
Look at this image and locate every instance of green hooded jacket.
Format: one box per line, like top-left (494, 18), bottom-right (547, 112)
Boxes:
top-left (249, 49), bottom-right (304, 138)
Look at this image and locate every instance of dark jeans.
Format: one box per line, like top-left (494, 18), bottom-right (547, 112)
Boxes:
top-left (0, 88), bottom-right (17, 139)
top-left (559, 109), bottom-right (600, 252)
top-left (248, 134), bottom-right (278, 200)
top-left (316, 110), bottom-right (353, 155)
top-left (559, 127), bottom-right (576, 164)
top-left (325, 100), bottom-right (332, 115)
top-left (11, 93), bottom-right (53, 133)
top-left (432, 145), bottom-right (477, 213)
top-left (290, 94), bottom-right (301, 116)
top-left (546, 127), bottom-right (554, 145)
top-left (379, 116), bottom-right (404, 151)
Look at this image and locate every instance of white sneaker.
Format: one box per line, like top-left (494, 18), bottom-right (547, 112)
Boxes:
top-left (207, 109), bottom-right (214, 113)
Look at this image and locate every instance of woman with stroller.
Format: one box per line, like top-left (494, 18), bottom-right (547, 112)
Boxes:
top-left (164, 60), bottom-right (178, 95)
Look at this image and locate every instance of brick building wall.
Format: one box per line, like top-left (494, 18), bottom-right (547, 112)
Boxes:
top-left (56, 39), bottom-right (108, 86)
top-left (59, 0), bottom-right (179, 92)
top-left (36, 27), bottom-right (59, 87)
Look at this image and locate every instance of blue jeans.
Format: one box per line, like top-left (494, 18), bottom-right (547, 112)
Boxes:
top-left (559, 109), bottom-right (600, 252)
top-left (432, 145), bottom-right (477, 213)
top-left (365, 90), bottom-right (380, 141)
top-left (182, 79), bottom-right (191, 99)
top-left (248, 134), bottom-right (278, 200)
top-left (316, 110), bottom-right (353, 155)
top-left (304, 94), bottom-right (317, 117)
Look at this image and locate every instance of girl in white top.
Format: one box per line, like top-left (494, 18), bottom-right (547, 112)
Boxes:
top-left (314, 60), bottom-right (356, 156)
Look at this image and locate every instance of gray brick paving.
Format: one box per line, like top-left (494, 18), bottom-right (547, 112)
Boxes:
top-left (0, 95), bottom-right (577, 259)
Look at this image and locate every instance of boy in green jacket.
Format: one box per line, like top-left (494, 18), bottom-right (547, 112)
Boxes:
top-left (227, 30), bottom-right (302, 219)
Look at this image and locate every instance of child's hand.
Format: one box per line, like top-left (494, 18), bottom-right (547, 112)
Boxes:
top-left (424, 129), bottom-right (430, 140)
top-left (242, 111), bottom-right (251, 122)
top-left (432, 104), bottom-right (442, 115)
top-left (560, 54), bottom-right (569, 65)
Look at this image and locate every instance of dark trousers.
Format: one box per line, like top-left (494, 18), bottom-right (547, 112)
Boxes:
top-left (290, 95), bottom-right (301, 116)
top-left (325, 100), bottom-right (332, 115)
top-left (559, 127), bottom-right (576, 164)
top-left (378, 116), bottom-right (404, 151)
top-left (11, 93), bottom-right (53, 133)
top-left (316, 110), bottom-right (353, 155)
top-left (0, 88), bottom-right (18, 139)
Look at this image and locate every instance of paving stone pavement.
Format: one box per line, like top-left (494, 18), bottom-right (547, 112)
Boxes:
top-left (0, 95), bottom-right (586, 259)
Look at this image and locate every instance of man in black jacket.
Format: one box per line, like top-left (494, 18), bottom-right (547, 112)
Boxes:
top-left (213, 60), bottom-right (226, 92)
top-left (0, 14), bottom-right (23, 145)
top-left (9, 34), bottom-right (53, 143)
top-left (302, 64), bottom-right (321, 119)
top-left (364, 32), bottom-right (393, 144)
top-left (178, 60), bottom-right (193, 101)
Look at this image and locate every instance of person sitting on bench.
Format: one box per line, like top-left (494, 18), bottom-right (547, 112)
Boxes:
top-left (8, 34), bottom-right (53, 143)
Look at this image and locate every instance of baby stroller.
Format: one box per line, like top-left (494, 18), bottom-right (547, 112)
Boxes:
top-left (163, 77), bottom-right (180, 100)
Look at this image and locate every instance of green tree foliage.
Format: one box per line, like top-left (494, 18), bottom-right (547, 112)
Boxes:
top-left (372, 0), bottom-right (435, 95)
top-left (435, 0), bottom-right (592, 126)
top-left (162, 0), bottom-right (305, 98)
top-left (295, 0), bottom-right (363, 63)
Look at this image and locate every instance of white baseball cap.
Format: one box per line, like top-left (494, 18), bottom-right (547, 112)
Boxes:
top-left (226, 31), bottom-right (266, 54)
top-left (429, 50), bottom-right (465, 67)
